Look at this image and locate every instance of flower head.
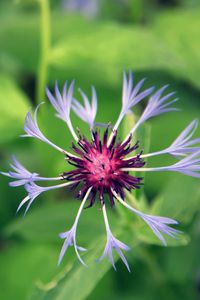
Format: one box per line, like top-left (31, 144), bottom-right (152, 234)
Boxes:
top-left (1, 72), bottom-right (199, 271)
top-left (62, 129), bottom-right (145, 207)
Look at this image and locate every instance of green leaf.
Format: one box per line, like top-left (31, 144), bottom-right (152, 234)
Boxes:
top-left (0, 74), bottom-right (29, 144)
top-left (28, 241), bottom-right (112, 300)
top-left (4, 201), bottom-right (106, 244)
top-left (162, 217), bottom-right (200, 284)
top-left (49, 22), bottom-right (179, 87)
top-left (0, 12), bottom-right (178, 85)
top-left (151, 175), bottom-right (200, 224)
top-left (153, 9), bottom-right (200, 88)
top-left (2, 9), bottom-right (200, 90)
top-left (0, 242), bottom-right (59, 300)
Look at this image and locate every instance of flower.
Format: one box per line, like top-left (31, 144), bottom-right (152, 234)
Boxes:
top-left (46, 81), bottom-right (78, 142)
top-left (0, 156), bottom-right (62, 187)
top-left (17, 181), bottom-right (74, 215)
top-left (1, 72), bottom-right (200, 272)
top-left (142, 119), bottom-right (200, 159)
top-left (113, 191), bottom-right (181, 246)
top-left (58, 187), bottom-right (92, 266)
top-left (98, 203), bottom-right (131, 272)
top-left (72, 86), bottom-right (97, 130)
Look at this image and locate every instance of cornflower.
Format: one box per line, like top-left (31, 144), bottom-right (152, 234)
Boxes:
top-left (2, 73), bottom-right (200, 271)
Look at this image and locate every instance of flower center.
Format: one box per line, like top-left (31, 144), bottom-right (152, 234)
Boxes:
top-left (84, 149), bottom-right (119, 187)
top-left (62, 129), bottom-right (145, 207)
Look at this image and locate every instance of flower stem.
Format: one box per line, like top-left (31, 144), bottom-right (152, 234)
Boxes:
top-left (36, 0), bottom-right (51, 104)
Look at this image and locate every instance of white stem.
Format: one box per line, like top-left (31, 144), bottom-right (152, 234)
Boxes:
top-left (121, 166), bottom-right (170, 172)
top-left (102, 203), bottom-right (111, 233)
top-left (73, 187), bottom-right (92, 227)
top-left (141, 149), bottom-right (168, 158)
top-left (107, 112), bottom-right (123, 147)
top-left (36, 176), bottom-right (63, 181)
top-left (43, 136), bottom-right (80, 159)
top-left (67, 119), bottom-right (79, 143)
top-left (72, 187), bottom-right (92, 266)
top-left (45, 180), bottom-right (78, 191)
top-left (112, 190), bottom-right (139, 215)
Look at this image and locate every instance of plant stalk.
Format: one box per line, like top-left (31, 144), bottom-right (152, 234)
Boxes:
top-left (36, 0), bottom-right (51, 103)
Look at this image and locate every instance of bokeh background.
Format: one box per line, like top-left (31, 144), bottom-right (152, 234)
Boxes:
top-left (0, 0), bottom-right (200, 299)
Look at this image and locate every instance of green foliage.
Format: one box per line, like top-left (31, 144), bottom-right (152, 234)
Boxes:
top-left (151, 175), bottom-right (200, 224)
top-left (0, 74), bottom-right (29, 144)
top-left (28, 242), bottom-right (111, 300)
top-left (0, 2), bottom-right (200, 300)
top-left (153, 9), bottom-right (200, 88)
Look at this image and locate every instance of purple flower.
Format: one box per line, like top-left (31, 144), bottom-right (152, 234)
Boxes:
top-left (22, 103), bottom-right (66, 153)
top-left (17, 181), bottom-right (74, 215)
top-left (113, 191), bottom-right (180, 246)
top-left (1, 72), bottom-right (199, 271)
top-left (1, 156), bottom-right (62, 187)
top-left (1, 156), bottom-right (39, 187)
top-left (167, 119), bottom-right (200, 157)
top-left (98, 204), bottom-right (131, 271)
top-left (168, 150), bottom-right (200, 178)
top-left (142, 119), bottom-right (200, 159)
top-left (124, 150), bottom-right (200, 178)
top-left (126, 85), bottom-right (178, 138)
top-left (46, 81), bottom-right (78, 141)
top-left (122, 72), bottom-right (154, 115)
top-left (111, 72), bottom-right (154, 135)
top-left (140, 215), bottom-right (180, 246)
top-left (72, 86), bottom-right (97, 129)
top-left (58, 188), bottom-right (91, 266)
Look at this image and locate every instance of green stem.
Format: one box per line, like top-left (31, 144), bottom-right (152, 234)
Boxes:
top-left (36, 0), bottom-right (51, 103)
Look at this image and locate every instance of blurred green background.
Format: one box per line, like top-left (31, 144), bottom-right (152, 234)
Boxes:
top-left (0, 0), bottom-right (200, 299)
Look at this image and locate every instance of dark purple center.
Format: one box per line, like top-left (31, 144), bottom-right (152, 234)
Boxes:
top-left (62, 128), bottom-right (145, 207)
